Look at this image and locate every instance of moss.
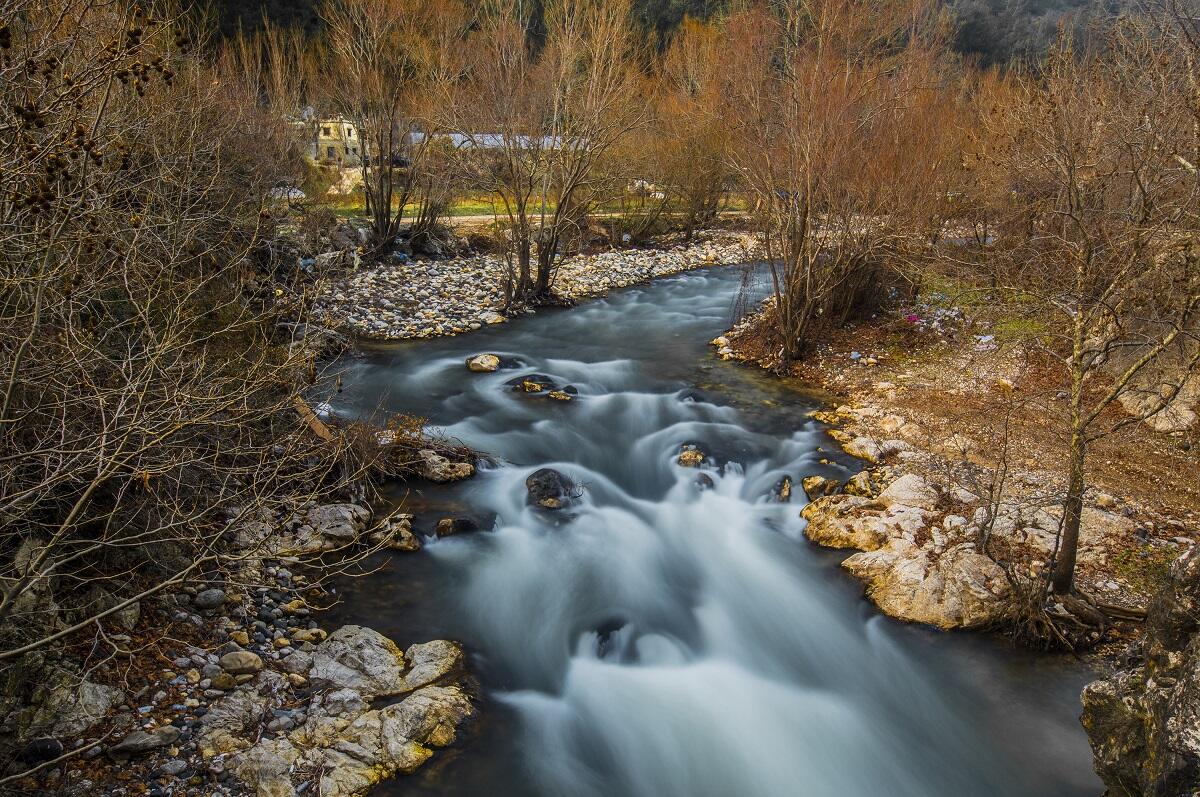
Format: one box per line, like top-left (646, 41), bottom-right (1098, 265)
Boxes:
top-left (1111, 545), bottom-right (1178, 595)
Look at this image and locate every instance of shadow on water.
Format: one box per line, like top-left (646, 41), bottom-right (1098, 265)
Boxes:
top-left (323, 265), bottom-right (1102, 797)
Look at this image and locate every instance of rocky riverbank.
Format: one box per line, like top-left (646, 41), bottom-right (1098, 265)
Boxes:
top-left (6, 494), bottom-right (476, 797)
top-left (310, 231), bottom-right (757, 340)
top-left (712, 302), bottom-right (1199, 635)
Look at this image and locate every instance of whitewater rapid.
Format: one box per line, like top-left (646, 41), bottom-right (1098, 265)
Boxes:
top-left (327, 266), bottom-right (1100, 797)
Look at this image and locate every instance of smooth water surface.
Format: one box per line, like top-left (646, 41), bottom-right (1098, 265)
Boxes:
top-left (325, 265), bottom-right (1101, 797)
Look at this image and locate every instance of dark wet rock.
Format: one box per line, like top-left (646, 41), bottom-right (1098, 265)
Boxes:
top-left (435, 515), bottom-right (493, 537)
top-left (695, 473), bottom-right (716, 491)
top-left (526, 468), bottom-right (578, 510)
top-left (1082, 545), bottom-right (1200, 796)
top-left (773, 476), bottom-right (793, 503)
top-left (193, 588), bottom-right (228, 611)
top-left (506, 373), bottom-right (559, 394)
top-left (20, 737), bottom-right (64, 763)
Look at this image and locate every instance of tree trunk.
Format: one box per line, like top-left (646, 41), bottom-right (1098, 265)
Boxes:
top-left (1052, 430), bottom-right (1086, 594)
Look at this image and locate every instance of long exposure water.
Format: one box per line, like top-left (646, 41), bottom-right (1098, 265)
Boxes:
top-left (325, 264), bottom-right (1101, 796)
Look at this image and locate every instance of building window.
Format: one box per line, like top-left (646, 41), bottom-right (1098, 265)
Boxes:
top-left (322, 127), bottom-right (331, 136)
top-left (346, 128), bottom-right (354, 138)
top-left (326, 146), bottom-right (335, 158)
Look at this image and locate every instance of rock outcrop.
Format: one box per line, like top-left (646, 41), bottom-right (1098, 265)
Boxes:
top-left (526, 468), bottom-right (577, 510)
top-left (1082, 546), bottom-right (1200, 796)
top-left (200, 628), bottom-right (472, 797)
top-left (800, 474), bottom-right (1010, 629)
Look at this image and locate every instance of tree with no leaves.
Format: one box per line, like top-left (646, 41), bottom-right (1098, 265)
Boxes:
top-left (448, 0), bottom-right (647, 306)
top-left (972, 22), bottom-right (1200, 597)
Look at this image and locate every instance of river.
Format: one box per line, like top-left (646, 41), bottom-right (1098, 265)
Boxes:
top-left (325, 264), bottom-right (1102, 797)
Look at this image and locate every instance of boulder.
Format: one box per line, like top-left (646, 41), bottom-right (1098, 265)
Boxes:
top-left (878, 474), bottom-right (939, 511)
top-left (305, 504), bottom-right (370, 545)
top-left (801, 495), bottom-right (887, 551)
top-left (399, 641), bottom-right (464, 692)
top-left (1082, 546), bottom-right (1200, 795)
top-left (315, 686), bottom-right (474, 797)
top-left (417, 449), bottom-right (475, 483)
top-left (370, 515), bottom-right (421, 552)
top-left (220, 651), bottom-right (264, 676)
top-left (435, 517), bottom-right (482, 537)
top-left (526, 468), bottom-right (577, 510)
top-left (843, 471), bottom-right (877, 498)
top-left (676, 445), bottom-right (707, 468)
top-left (841, 542), bottom-right (1010, 629)
top-left (772, 476), bottom-right (793, 503)
top-left (465, 354), bottom-right (500, 373)
top-left (802, 475), bottom-right (837, 501)
top-left (841, 437), bottom-right (882, 463)
top-left (310, 626), bottom-right (407, 699)
top-left (230, 737), bottom-right (300, 797)
top-left (193, 588), bottom-right (227, 610)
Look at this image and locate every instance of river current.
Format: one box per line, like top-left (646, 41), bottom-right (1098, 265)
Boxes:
top-left (326, 264), bottom-right (1101, 797)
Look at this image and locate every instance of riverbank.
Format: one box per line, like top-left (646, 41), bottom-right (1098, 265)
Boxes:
top-left (714, 298), bottom-right (1200, 638)
top-left (309, 230), bottom-right (758, 340)
top-left (10, 454), bottom-right (481, 797)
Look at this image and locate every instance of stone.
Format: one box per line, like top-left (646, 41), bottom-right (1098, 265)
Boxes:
top-left (109, 725), bottom-right (181, 758)
top-left (399, 641), bottom-right (464, 692)
top-left (220, 651), bottom-right (264, 676)
top-left (193, 588), bottom-right (228, 610)
top-left (229, 631), bottom-right (251, 647)
top-left (842, 437), bottom-right (882, 463)
top-left (676, 445), bottom-right (706, 468)
top-left (801, 475), bottom-right (837, 501)
top-left (305, 504), bottom-right (370, 544)
top-left (35, 678), bottom-right (125, 737)
top-left (315, 686), bottom-right (474, 797)
top-left (230, 737), bottom-right (299, 797)
top-left (417, 449), bottom-right (475, 482)
top-left (198, 671), bottom-right (286, 758)
top-left (878, 474), bottom-right (939, 511)
top-left (435, 516), bottom-right (481, 537)
top-left (843, 471), bottom-right (877, 498)
top-left (465, 354), bottom-right (500, 372)
top-left (525, 468), bottom-right (577, 510)
top-left (842, 542), bottom-right (1011, 629)
top-left (309, 626), bottom-right (407, 699)
top-left (772, 475), bottom-right (793, 503)
top-left (801, 495), bottom-right (888, 551)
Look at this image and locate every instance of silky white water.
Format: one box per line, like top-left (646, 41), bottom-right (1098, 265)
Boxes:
top-left (327, 266), bottom-right (1100, 796)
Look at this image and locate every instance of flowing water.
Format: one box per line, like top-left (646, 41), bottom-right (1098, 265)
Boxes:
top-left (325, 265), bottom-right (1102, 797)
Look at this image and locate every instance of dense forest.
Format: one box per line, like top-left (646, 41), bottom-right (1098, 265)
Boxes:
top-left (205, 0), bottom-right (1120, 63)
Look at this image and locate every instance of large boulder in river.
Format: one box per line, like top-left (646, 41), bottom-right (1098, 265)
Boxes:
top-left (465, 354), bottom-right (500, 373)
top-left (1082, 545), bottom-right (1200, 796)
top-left (676, 444), bottom-right (707, 468)
top-left (526, 468), bottom-right (577, 510)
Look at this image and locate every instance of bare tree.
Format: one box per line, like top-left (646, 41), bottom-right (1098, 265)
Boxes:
top-left (320, 0), bottom-right (468, 254)
top-left (720, 0), bottom-right (955, 365)
top-left (449, 0), bottom-right (646, 306)
top-left (973, 24), bottom-right (1200, 595)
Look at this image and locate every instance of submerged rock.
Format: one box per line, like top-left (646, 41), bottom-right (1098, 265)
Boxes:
top-left (526, 468), bottom-right (577, 510)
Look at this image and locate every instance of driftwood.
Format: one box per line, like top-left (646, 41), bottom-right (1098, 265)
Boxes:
top-left (293, 396), bottom-right (337, 442)
top-left (1097, 602), bottom-right (1148, 622)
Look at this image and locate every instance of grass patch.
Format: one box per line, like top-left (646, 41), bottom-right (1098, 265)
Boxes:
top-left (1111, 544), bottom-right (1177, 595)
